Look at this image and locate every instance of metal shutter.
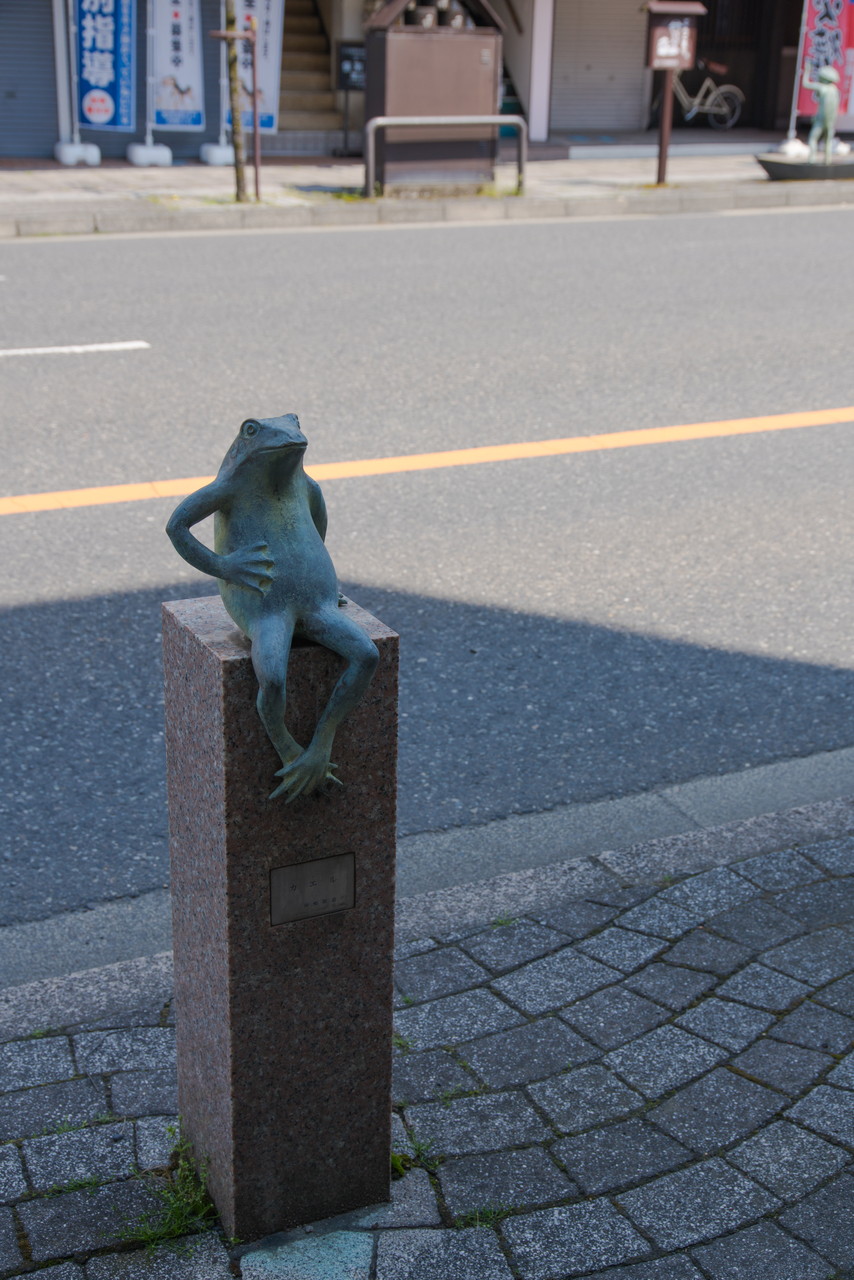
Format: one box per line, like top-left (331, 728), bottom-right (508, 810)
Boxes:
top-left (549, 0), bottom-right (648, 131)
top-left (0, 1), bottom-right (59, 157)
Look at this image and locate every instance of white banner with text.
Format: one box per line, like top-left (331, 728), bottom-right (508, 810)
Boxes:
top-left (153, 0), bottom-right (206, 130)
top-left (226, 0), bottom-right (286, 133)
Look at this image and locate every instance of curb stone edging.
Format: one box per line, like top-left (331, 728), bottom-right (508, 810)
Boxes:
top-left (3, 181), bottom-right (854, 239)
top-left (395, 796), bottom-right (854, 939)
top-left (0, 952), bottom-right (174, 1041)
top-left (1, 795), bottom-right (852, 1038)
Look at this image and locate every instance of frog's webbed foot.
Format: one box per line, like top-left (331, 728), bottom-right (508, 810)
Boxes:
top-left (269, 747), bottom-right (343, 802)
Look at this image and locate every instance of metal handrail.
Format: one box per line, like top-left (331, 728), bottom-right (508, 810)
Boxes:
top-left (364, 114), bottom-right (527, 196)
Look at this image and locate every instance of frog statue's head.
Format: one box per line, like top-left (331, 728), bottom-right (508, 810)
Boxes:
top-left (217, 413), bottom-right (308, 480)
top-left (818, 65), bottom-right (841, 84)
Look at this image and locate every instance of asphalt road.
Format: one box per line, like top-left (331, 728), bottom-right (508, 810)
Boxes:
top-left (2, 209), bottom-right (854, 929)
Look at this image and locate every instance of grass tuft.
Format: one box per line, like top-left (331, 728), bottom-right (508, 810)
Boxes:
top-left (454, 1204), bottom-right (511, 1228)
top-left (120, 1131), bottom-right (216, 1250)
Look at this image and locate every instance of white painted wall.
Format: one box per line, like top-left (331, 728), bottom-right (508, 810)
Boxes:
top-left (475, 0), bottom-right (553, 142)
top-left (490, 0), bottom-right (534, 114)
top-left (528, 0), bottom-right (553, 140)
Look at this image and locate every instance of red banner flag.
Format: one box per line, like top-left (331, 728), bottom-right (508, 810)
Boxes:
top-left (797, 0), bottom-right (854, 115)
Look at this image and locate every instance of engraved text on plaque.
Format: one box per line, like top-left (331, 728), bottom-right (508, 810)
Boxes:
top-left (270, 852), bottom-right (355, 925)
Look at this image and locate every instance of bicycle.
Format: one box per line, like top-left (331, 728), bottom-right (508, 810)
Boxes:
top-left (649, 59), bottom-right (745, 130)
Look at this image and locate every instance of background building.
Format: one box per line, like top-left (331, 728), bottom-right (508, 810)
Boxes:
top-left (0, 0), bottom-right (832, 158)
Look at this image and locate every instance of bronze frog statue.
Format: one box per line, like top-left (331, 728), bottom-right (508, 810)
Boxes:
top-left (166, 414), bottom-right (378, 801)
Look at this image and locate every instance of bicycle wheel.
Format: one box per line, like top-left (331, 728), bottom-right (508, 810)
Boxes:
top-left (708, 88), bottom-right (743, 130)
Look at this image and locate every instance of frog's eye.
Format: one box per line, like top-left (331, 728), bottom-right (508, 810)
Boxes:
top-left (242, 421), bottom-right (259, 438)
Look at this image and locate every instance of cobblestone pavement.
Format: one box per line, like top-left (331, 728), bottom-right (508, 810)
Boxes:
top-left (1, 833), bottom-right (853, 1278)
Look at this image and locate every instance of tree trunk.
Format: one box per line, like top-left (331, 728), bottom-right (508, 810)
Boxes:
top-left (225, 0), bottom-right (248, 203)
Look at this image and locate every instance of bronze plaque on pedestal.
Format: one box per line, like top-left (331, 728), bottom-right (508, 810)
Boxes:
top-left (270, 853), bottom-right (355, 924)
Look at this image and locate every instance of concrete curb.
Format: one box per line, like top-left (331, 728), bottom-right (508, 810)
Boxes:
top-left (3, 180), bottom-right (854, 240)
top-left (0, 950), bottom-right (173, 1041)
top-left (3, 794), bottom-right (851, 1039)
top-left (395, 795), bottom-right (854, 939)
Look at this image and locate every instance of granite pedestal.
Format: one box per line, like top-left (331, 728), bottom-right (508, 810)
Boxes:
top-left (161, 596), bottom-right (398, 1240)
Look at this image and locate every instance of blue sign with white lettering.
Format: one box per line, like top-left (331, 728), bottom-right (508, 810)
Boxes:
top-left (76, 0), bottom-right (136, 131)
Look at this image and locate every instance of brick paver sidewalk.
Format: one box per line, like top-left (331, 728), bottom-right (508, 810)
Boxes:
top-left (1, 832), bottom-right (852, 1278)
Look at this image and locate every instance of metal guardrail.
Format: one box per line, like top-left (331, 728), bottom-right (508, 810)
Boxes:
top-left (364, 114), bottom-right (527, 197)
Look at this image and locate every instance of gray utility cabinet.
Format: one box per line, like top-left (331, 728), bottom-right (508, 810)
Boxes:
top-left (365, 0), bottom-right (503, 189)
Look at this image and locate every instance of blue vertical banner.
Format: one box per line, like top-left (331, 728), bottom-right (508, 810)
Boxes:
top-left (76, 0), bottom-right (137, 131)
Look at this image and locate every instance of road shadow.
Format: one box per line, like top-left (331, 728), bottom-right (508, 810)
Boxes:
top-left (3, 580), bottom-right (854, 925)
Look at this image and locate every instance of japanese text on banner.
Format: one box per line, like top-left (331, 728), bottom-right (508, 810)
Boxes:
top-left (226, 0), bottom-right (285, 132)
top-left (76, 0), bottom-right (136, 130)
top-left (153, 0), bottom-right (206, 129)
top-left (797, 0), bottom-right (854, 116)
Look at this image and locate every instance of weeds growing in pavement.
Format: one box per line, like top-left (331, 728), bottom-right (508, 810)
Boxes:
top-left (119, 1130), bottom-right (215, 1249)
top-left (454, 1205), bottom-right (511, 1228)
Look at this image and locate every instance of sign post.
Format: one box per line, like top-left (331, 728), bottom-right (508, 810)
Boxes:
top-left (55, 0), bottom-right (102, 164)
top-left (335, 41), bottom-right (366, 157)
top-left (657, 67), bottom-right (674, 186)
top-left (210, 17), bottom-right (261, 200)
top-left (201, 0), bottom-right (235, 163)
top-left (644, 0), bottom-right (707, 186)
top-left (228, 0), bottom-right (286, 133)
top-left (127, 0), bottom-right (174, 165)
top-left (57, 0), bottom-right (137, 164)
top-left (791, 0), bottom-right (854, 132)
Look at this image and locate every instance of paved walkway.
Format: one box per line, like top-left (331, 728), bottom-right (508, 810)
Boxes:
top-left (2, 134), bottom-right (854, 237)
top-left (1, 800), bottom-right (852, 1278)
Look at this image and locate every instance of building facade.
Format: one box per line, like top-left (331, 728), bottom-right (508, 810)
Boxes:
top-left (1, 0), bottom-right (223, 159)
top-left (0, 0), bottom-right (830, 159)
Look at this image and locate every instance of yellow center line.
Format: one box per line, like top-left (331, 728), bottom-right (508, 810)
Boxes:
top-left (2, 405), bottom-right (852, 517)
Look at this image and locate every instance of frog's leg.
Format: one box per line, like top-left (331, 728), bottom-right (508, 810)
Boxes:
top-left (269, 608), bottom-right (379, 802)
top-left (248, 611), bottom-right (303, 787)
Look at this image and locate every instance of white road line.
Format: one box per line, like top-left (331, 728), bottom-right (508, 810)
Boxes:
top-left (0, 340), bottom-right (150, 358)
